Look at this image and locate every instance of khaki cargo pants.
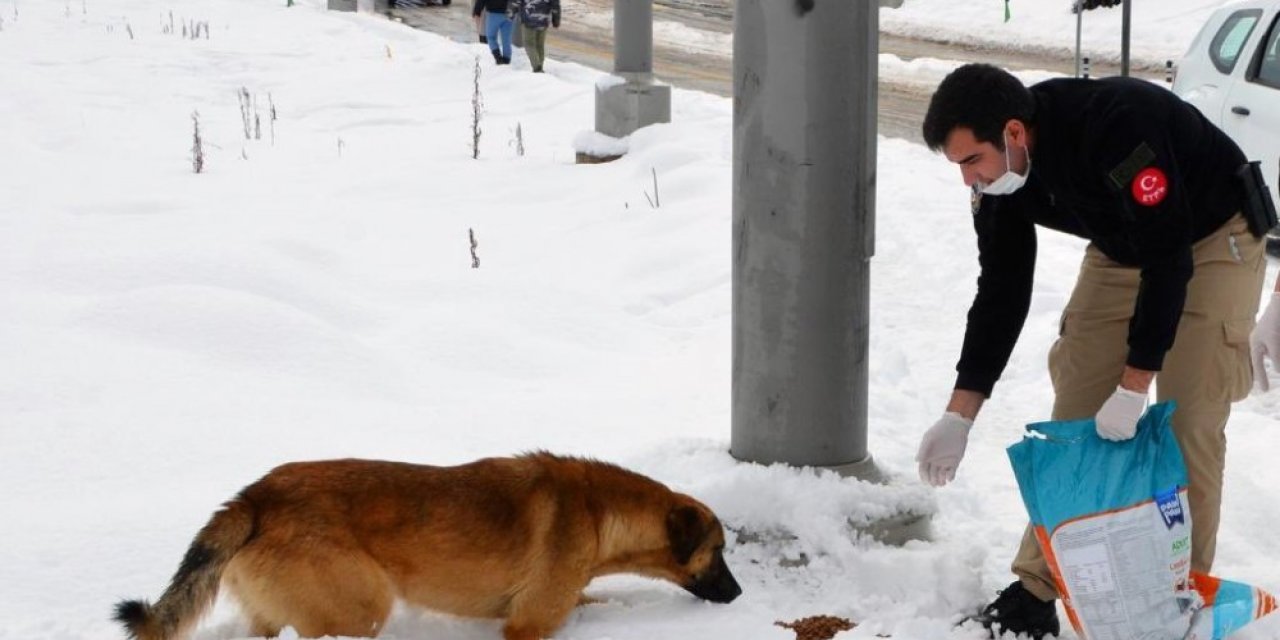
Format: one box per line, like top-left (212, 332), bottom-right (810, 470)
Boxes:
top-left (1013, 215), bottom-right (1266, 602)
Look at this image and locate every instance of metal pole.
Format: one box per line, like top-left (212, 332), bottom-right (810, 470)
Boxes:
top-left (731, 0), bottom-right (876, 472)
top-left (615, 0), bottom-right (653, 79)
top-left (1121, 0), bottom-right (1131, 77)
top-left (1075, 1), bottom-right (1083, 78)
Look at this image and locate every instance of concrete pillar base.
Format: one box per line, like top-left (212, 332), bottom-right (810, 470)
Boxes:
top-left (575, 152), bottom-right (623, 165)
top-left (733, 456), bottom-right (933, 555)
top-left (735, 506), bottom-right (932, 566)
top-left (827, 454), bottom-right (933, 546)
top-left (824, 453), bottom-right (887, 484)
top-left (329, 0), bottom-right (388, 12)
top-left (594, 79), bottom-right (671, 139)
top-left (853, 508), bottom-right (933, 547)
top-left (737, 453), bottom-right (936, 552)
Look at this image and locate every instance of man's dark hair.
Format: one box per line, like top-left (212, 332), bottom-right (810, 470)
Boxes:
top-left (922, 63), bottom-right (1035, 152)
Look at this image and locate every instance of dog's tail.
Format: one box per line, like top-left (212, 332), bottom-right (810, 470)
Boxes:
top-left (114, 498), bottom-right (255, 640)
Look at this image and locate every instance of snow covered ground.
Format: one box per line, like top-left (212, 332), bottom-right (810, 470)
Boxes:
top-left (880, 0), bottom-right (1227, 67)
top-left (623, 0), bottom-right (1224, 70)
top-left (0, 0), bottom-right (1277, 639)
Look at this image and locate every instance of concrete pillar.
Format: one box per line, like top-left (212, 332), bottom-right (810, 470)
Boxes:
top-left (731, 0), bottom-right (877, 474)
top-left (331, 0), bottom-right (387, 12)
top-left (593, 0), bottom-right (670, 140)
top-left (614, 0), bottom-right (653, 78)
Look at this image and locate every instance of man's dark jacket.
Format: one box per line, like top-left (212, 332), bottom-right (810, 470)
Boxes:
top-left (957, 77), bottom-right (1247, 396)
top-left (473, 0), bottom-right (508, 16)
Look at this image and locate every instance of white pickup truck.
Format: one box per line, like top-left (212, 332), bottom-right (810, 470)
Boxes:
top-left (1172, 0), bottom-right (1280, 256)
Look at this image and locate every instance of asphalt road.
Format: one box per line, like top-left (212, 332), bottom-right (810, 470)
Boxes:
top-left (390, 1), bottom-right (1163, 141)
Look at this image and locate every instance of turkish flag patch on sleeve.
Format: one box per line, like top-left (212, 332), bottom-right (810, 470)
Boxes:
top-left (1131, 167), bottom-right (1169, 207)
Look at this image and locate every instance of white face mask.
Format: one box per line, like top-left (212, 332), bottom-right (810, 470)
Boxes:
top-left (979, 132), bottom-right (1031, 196)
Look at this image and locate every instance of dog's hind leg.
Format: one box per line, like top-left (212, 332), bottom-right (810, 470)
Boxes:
top-left (247, 616), bottom-right (281, 639)
top-left (224, 538), bottom-right (394, 638)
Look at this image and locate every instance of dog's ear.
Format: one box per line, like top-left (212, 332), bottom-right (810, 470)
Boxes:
top-left (666, 504), bottom-right (706, 565)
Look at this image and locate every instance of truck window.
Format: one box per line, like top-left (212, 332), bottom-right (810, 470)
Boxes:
top-left (1212, 9), bottom-right (1264, 74)
top-left (1253, 14), bottom-right (1280, 88)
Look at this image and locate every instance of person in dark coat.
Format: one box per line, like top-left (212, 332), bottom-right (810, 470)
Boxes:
top-left (507, 0), bottom-right (560, 73)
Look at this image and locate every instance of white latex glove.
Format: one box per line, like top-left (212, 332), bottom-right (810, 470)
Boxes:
top-left (1095, 386), bottom-right (1147, 441)
top-left (1251, 293), bottom-right (1280, 392)
top-left (915, 412), bottom-right (973, 487)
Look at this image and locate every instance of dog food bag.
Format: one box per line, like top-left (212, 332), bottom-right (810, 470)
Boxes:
top-left (1007, 401), bottom-right (1277, 639)
top-left (1184, 573), bottom-right (1278, 640)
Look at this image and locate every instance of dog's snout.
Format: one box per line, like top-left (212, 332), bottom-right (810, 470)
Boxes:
top-left (710, 573), bottom-right (743, 603)
top-left (685, 555), bottom-right (742, 604)
top-left (687, 571), bottom-right (741, 604)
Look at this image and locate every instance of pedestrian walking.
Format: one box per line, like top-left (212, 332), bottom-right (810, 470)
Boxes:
top-left (507, 0), bottom-right (559, 72)
top-left (473, 0), bottom-right (512, 64)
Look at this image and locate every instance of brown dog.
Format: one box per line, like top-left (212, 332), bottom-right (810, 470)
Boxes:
top-left (114, 453), bottom-right (741, 640)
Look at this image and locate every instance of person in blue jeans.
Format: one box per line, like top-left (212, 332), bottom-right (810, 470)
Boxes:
top-left (473, 0), bottom-right (512, 65)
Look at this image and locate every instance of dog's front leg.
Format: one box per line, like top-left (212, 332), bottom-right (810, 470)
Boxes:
top-left (502, 577), bottom-right (587, 640)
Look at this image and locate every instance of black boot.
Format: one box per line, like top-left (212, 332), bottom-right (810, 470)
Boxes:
top-left (490, 49), bottom-right (503, 64)
top-left (972, 581), bottom-right (1060, 639)
top-left (498, 55), bottom-right (511, 65)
